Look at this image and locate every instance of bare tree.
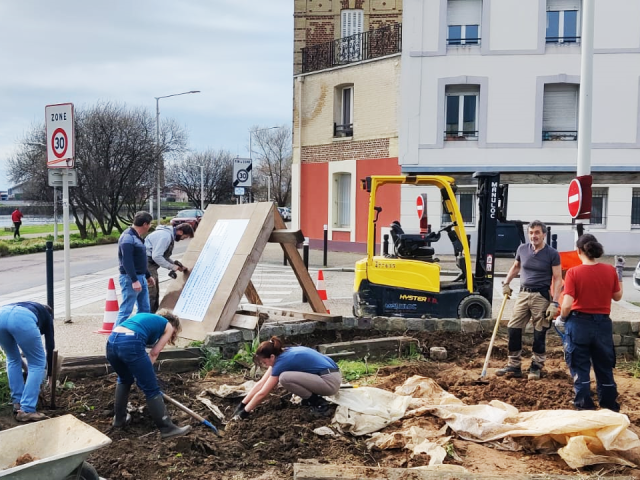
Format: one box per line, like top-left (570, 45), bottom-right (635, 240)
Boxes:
top-left (249, 124), bottom-right (292, 206)
top-left (7, 101), bottom-right (188, 237)
top-left (166, 149), bottom-right (235, 207)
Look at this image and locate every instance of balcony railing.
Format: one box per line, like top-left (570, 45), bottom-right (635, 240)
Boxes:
top-left (543, 130), bottom-right (577, 141)
top-left (447, 37), bottom-right (481, 45)
top-left (444, 130), bottom-right (479, 141)
top-left (546, 36), bottom-right (581, 43)
top-left (334, 123), bottom-right (353, 138)
top-left (302, 23), bottom-right (402, 74)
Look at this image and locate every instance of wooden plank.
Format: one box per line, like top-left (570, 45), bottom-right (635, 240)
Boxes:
top-left (60, 358), bottom-right (201, 380)
top-left (317, 337), bottom-right (417, 361)
top-left (293, 464), bottom-right (631, 480)
top-left (60, 348), bottom-right (201, 367)
top-left (268, 229), bottom-right (304, 244)
top-left (244, 280), bottom-right (263, 305)
top-left (274, 212), bottom-right (328, 314)
top-left (230, 313), bottom-right (259, 330)
top-left (239, 304), bottom-right (341, 322)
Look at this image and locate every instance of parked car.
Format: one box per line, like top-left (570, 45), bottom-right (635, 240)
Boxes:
top-left (278, 207), bottom-right (291, 221)
top-left (170, 209), bottom-right (204, 230)
top-left (634, 259), bottom-right (640, 291)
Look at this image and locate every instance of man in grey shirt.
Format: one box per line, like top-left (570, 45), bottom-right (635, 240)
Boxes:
top-left (497, 220), bottom-right (562, 380)
top-left (145, 223), bottom-right (194, 312)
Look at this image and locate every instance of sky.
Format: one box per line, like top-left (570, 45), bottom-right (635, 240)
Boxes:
top-left (0, 1), bottom-right (293, 191)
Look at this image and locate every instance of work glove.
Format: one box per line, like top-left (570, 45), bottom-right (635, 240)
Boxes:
top-left (174, 260), bottom-right (189, 274)
top-left (232, 402), bottom-right (246, 418)
top-left (545, 302), bottom-right (559, 321)
top-left (615, 256), bottom-right (625, 281)
top-left (554, 316), bottom-right (566, 329)
top-left (501, 282), bottom-right (512, 297)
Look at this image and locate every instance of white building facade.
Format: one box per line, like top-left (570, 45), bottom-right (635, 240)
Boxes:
top-left (400, 0), bottom-right (640, 254)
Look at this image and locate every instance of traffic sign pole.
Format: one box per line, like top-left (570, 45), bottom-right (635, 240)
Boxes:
top-left (62, 171), bottom-right (71, 322)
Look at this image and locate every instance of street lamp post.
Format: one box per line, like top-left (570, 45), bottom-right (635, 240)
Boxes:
top-left (199, 165), bottom-right (204, 211)
top-left (155, 90), bottom-right (200, 222)
top-left (249, 126), bottom-right (280, 204)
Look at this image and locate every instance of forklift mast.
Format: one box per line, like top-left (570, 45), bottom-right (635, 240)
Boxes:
top-left (472, 172), bottom-right (508, 305)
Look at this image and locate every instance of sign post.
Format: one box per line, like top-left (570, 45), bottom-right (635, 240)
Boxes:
top-left (233, 158), bottom-right (252, 204)
top-left (46, 103), bottom-right (75, 322)
top-left (416, 194), bottom-right (428, 233)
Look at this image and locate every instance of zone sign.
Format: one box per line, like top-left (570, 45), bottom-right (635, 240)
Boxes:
top-left (46, 103), bottom-right (75, 168)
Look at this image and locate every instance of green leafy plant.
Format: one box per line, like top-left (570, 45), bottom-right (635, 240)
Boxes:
top-left (199, 348), bottom-right (236, 377)
top-left (0, 350), bottom-right (10, 405)
top-left (233, 336), bottom-right (260, 367)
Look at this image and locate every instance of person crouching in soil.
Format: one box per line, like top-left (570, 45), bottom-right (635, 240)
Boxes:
top-left (233, 336), bottom-right (341, 419)
top-left (555, 234), bottom-right (623, 412)
top-left (106, 309), bottom-right (191, 438)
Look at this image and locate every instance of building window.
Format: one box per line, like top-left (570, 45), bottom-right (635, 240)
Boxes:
top-left (334, 86), bottom-right (353, 137)
top-left (340, 9), bottom-right (364, 62)
top-left (632, 189), bottom-right (640, 227)
top-left (334, 173), bottom-right (351, 228)
top-left (442, 189), bottom-right (475, 225)
top-left (546, 0), bottom-right (580, 43)
top-left (542, 83), bottom-right (578, 141)
top-left (590, 188), bottom-right (607, 227)
top-left (445, 85), bottom-right (479, 140)
top-left (447, 0), bottom-right (482, 46)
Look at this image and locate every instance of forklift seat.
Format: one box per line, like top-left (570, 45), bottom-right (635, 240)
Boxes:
top-left (389, 221), bottom-right (436, 260)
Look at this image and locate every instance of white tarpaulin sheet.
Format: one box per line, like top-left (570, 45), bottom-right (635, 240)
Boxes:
top-left (328, 375), bottom-right (640, 469)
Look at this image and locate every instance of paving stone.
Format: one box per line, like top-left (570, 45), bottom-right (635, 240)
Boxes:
top-left (438, 318), bottom-right (460, 332)
top-left (225, 329), bottom-right (243, 344)
top-left (373, 316), bottom-right (390, 331)
top-left (461, 318), bottom-right (482, 333)
top-left (612, 321), bottom-right (631, 335)
top-left (430, 347), bottom-right (447, 361)
top-left (406, 318), bottom-right (427, 331)
top-left (204, 331), bottom-right (227, 346)
top-left (389, 317), bottom-right (407, 332)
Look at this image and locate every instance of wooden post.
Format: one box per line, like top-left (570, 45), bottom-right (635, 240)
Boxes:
top-left (50, 350), bottom-right (58, 409)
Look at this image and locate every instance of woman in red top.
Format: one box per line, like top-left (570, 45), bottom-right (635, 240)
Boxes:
top-left (558, 234), bottom-right (623, 411)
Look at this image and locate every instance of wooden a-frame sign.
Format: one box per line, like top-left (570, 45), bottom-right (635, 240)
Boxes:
top-left (159, 202), bottom-right (337, 341)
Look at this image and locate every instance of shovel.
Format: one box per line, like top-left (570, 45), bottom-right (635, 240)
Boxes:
top-left (162, 393), bottom-right (222, 437)
top-left (477, 293), bottom-right (510, 383)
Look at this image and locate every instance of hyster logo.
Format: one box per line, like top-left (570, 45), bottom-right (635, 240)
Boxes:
top-left (399, 294), bottom-right (427, 302)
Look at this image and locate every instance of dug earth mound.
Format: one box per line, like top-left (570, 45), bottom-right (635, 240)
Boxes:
top-left (1, 331), bottom-right (639, 479)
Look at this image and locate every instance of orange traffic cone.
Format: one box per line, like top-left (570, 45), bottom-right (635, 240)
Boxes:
top-left (96, 278), bottom-right (119, 334)
top-left (316, 270), bottom-right (330, 314)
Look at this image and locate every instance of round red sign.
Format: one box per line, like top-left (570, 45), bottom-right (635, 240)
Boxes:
top-left (416, 195), bottom-right (424, 219)
top-left (567, 178), bottom-right (582, 218)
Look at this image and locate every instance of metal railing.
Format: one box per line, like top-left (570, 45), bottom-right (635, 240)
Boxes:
top-left (302, 23), bottom-right (402, 74)
top-left (542, 130), bottom-right (577, 141)
top-left (334, 123), bottom-right (353, 138)
top-left (447, 37), bottom-right (481, 45)
top-left (444, 130), bottom-right (479, 140)
top-left (546, 36), bottom-right (581, 43)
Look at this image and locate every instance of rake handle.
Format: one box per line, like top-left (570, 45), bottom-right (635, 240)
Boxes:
top-left (162, 393), bottom-right (220, 436)
top-left (480, 294), bottom-right (509, 378)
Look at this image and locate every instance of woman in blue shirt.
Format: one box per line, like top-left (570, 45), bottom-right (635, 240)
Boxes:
top-left (234, 336), bottom-right (341, 419)
top-left (106, 309), bottom-right (191, 439)
top-left (0, 301), bottom-right (54, 422)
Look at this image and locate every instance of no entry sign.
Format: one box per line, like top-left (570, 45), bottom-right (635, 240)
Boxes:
top-left (416, 194), bottom-right (427, 219)
top-left (567, 178), bottom-right (582, 219)
top-left (46, 103), bottom-right (75, 168)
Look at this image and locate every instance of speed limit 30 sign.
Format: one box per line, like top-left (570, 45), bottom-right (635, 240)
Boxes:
top-left (46, 103), bottom-right (75, 168)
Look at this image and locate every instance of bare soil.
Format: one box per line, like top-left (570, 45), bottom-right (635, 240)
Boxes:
top-left (1, 330), bottom-right (640, 479)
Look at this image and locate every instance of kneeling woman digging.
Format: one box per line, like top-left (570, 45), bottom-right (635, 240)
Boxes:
top-left (233, 336), bottom-right (341, 420)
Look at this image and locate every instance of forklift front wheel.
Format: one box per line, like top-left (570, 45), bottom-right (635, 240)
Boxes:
top-left (457, 294), bottom-right (492, 319)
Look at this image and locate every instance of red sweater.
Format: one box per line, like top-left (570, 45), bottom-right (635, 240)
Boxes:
top-left (563, 263), bottom-right (620, 314)
top-left (11, 210), bottom-right (23, 222)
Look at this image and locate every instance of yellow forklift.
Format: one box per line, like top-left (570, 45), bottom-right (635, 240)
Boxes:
top-left (353, 172), bottom-right (507, 319)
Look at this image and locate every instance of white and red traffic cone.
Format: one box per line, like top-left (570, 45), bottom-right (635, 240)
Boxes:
top-left (316, 269), bottom-right (330, 314)
top-left (96, 278), bottom-right (119, 334)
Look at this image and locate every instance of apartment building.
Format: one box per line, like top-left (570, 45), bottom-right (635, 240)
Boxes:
top-left (292, 0), bottom-right (403, 251)
top-left (400, 0), bottom-right (640, 254)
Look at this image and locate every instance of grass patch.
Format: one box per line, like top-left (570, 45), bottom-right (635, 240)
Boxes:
top-left (618, 359), bottom-right (640, 378)
top-left (12, 224), bottom-right (79, 235)
top-left (0, 350), bottom-right (10, 405)
top-left (0, 232), bottom-right (119, 257)
top-left (630, 302), bottom-right (640, 308)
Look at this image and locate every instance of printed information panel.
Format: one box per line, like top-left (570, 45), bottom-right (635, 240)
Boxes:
top-left (173, 218), bottom-right (249, 321)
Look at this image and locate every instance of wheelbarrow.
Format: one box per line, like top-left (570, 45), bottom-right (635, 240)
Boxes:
top-left (0, 414), bottom-right (111, 480)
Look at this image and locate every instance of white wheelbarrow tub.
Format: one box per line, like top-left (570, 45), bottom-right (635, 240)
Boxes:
top-left (0, 414), bottom-right (111, 480)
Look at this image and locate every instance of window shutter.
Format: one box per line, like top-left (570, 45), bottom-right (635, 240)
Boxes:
top-left (543, 84), bottom-right (578, 131)
top-left (446, 85), bottom-right (480, 96)
top-left (547, 0), bottom-right (580, 11)
top-left (447, 0), bottom-right (482, 25)
top-left (341, 10), bottom-right (364, 38)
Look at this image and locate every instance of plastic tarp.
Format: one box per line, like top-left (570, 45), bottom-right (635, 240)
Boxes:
top-left (328, 375), bottom-right (640, 469)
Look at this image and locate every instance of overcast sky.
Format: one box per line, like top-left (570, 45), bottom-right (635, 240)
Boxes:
top-left (0, 1), bottom-right (293, 191)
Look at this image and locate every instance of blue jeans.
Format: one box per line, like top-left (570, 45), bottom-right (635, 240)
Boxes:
top-left (116, 274), bottom-right (150, 327)
top-left (0, 305), bottom-right (46, 413)
top-left (106, 332), bottom-right (161, 399)
top-left (563, 312), bottom-right (619, 411)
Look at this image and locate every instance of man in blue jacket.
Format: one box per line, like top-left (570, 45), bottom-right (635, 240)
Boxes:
top-left (115, 211), bottom-right (155, 327)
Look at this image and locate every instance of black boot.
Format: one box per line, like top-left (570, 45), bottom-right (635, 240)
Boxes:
top-left (307, 393), bottom-right (328, 407)
top-left (147, 395), bottom-right (191, 439)
top-left (113, 383), bottom-right (132, 428)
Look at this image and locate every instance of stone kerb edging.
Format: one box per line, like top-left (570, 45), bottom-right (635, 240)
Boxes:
top-left (203, 317), bottom-right (640, 359)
